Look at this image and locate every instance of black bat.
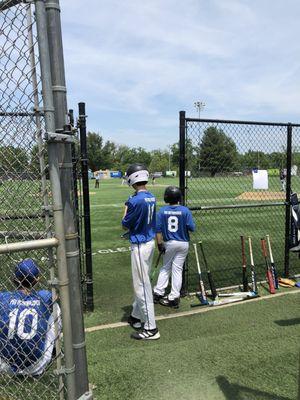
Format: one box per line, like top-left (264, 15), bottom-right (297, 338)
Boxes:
top-left (240, 235), bottom-right (249, 292)
top-left (199, 241), bottom-right (218, 300)
top-left (248, 236), bottom-right (258, 294)
top-left (266, 234), bottom-right (279, 289)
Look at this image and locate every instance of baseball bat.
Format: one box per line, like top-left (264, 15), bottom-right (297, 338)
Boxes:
top-left (240, 235), bottom-right (249, 292)
top-left (191, 293), bottom-right (259, 307)
top-left (248, 236), bottom-right (258, 294)
top-left (199, 241), bottom-right (218, 300)
top-left (193, 243), bottom-right (208, 304)
top-left (260, 238), bottom-right (275, 294)
top-left (266, 234), bottom-right (279, 289)
top-left (150, 251), bottom-right (162, 281)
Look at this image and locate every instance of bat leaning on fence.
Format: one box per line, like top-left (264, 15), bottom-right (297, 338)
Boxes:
top-left (193, 243), bottom-right (208, 305)
top-left (240, 235), bottom-right (249, 292)
top-left (199, 241), bottom-right (218, 300)
top-left (260, 238), bottom-right (276, 294)
top-left (266, 234), bottom-right (279, 289)
top-left (248, 236), bottom-right (258, 294)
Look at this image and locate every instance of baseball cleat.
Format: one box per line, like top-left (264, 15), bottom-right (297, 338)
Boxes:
top-left (131, 328), bottom-right (160, 340)
top-left (159, 297), bottom-right (180, 309)
top-left (127, 315), bottom-right (142, 330)
top-left (153, 292), bottom-right (163, 304)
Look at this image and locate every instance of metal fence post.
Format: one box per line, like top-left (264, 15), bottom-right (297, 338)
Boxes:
top-left (44, 0), bottom-right (90, 397)
top-left (79, 102), bottom-right (94, 312)
top-left (179, 111), bottom-right (186, 204)
top-left (34, 1), bottom-right (76, 398)
top-left (284, 123), bottom-right (293, 277)
top-left (179, 111), bottom-right (188, 294)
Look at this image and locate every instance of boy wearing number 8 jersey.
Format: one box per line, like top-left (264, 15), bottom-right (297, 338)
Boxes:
top-left (153, 186), bottom-right (195, 308)
top-left (122, 164), bottom-right (160, 340)
top-left (0, 259), bottom-right (61, 375)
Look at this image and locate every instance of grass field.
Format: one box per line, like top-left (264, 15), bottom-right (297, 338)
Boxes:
top-left (1, 176), bottom-right (300, 399)
top-left (84, 176), bottom-right (300, 400)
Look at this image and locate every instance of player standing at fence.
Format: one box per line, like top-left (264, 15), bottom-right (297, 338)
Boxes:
top-left (0, 259), bottom-right (61, 376)
top-left (122, 163), bottom-right (160, 340)
top-left (153, 186), bottom-right (195, 308)
top-left (280, 168), bottom-right (287, 191)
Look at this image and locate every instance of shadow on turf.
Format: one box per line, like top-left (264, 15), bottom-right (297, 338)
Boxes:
top-left (216, 376), bottom-right (292, 400)
top-left (274, 317), bottom-right (300, 326)
top-left (121, 305), bottom-right (132, 322)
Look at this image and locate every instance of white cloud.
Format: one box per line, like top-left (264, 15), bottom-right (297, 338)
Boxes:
top-left (61, 0), bottom-right (300, 149)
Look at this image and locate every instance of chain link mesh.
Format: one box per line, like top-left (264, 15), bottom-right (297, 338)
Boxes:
top-left (0, 2), bottom-right (65, 398)
top-left (185, 119), bottom-right (300, 292)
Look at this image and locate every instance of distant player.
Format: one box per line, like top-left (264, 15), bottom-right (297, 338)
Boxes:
top-left (280, 168), bottom-right (287, 191)
top-left (153, 186), bottom-right (195, 308)
top-left (122, 163), bottom-right (160, 340)
top-left (0, 259), bottom-right (61, 376)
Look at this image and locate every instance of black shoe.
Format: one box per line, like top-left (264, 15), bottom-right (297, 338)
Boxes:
top-left (127, 315), bottom-right (142, 330)
top-left (159, 297), bottom-right (180, 309)
top-left (131, 328), bottom-right (160, 340)
top-left (153, 292), bottom-right (163, 304)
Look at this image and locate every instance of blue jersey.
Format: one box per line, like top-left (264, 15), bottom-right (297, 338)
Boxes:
top-left (0, 290), bottom-right (52, 371)
top-left (122, 191), bottom-right (156, 244)
top-left (156, 205), bottom-right (195, 242)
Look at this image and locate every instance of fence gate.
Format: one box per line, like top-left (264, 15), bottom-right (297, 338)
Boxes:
top-left (0, 1), bottom-right (91, 399)
top-left (179, 111), bottom-right (300, 293)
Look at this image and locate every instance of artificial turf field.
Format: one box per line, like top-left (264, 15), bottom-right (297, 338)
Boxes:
top-left (84, 177), bottom-right (300, 400)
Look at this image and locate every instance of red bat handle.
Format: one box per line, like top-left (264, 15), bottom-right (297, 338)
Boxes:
top-left (261, 239), bottom-right (267, 258)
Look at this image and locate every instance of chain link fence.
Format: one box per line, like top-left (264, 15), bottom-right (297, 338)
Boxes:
top-left (0, 1), bottom-right (91, 399)
top-left (179, 112), bottom-right (300, 293)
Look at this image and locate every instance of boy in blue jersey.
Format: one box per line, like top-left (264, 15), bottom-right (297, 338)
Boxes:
top-left (153, 186), bottom-right (195, 308)
top-left (0, 259), bottom-right (61, 376)
top-left (122, 163), bottom-right (160, 340)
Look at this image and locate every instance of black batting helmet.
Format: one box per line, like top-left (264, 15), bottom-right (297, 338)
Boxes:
top-left (125, 163), bottom-right (149, 186)
top-left (164, 186), bottom-right (182, 204)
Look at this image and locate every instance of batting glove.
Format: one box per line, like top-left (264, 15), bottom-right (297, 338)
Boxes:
top-left (157, 243), bottom-right (166, 254)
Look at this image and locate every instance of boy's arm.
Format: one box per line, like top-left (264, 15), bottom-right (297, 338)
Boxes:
top-left (186, 210), bottom-right (196, 232)
top-left (122, 202), bottom-right (135, 230)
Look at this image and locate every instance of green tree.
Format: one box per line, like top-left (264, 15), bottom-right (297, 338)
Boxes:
top-left (87, 132), bottom-right (103, 171)
top-left (149, 150), bottom-right (169, 173)
top-left (0, 146), bottom-right (29, 174)
top-left (199, 127), bottom-right (238, 176)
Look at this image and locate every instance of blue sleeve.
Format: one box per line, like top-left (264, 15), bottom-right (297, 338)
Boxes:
top-left (186, 210), bottom-right (196, 232)
top-left (156, 211), bottom-right (162, 233)
top-left (122, 201), bottom-right (136, 229)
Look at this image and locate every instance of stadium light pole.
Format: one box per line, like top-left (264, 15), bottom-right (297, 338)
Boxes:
top-left (194, 101), bottom-right (205, 174)
top-left (168, 145), bottom-right (171, 171)
top-left (194, 101), bottom-right (205, 119)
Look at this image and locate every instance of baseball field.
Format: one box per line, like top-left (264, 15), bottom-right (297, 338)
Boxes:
top-left (84, 176), bottom-right (300, 400)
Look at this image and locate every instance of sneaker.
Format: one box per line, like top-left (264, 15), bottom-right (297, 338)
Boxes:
top-left (153, 292), bottom-right (163, 304)
top-left (131, 328), bottom-right (160, 340)
top-left (127, 315), bottom-right (142, 330)
top-left (159, 297), bottom-right (180, 309)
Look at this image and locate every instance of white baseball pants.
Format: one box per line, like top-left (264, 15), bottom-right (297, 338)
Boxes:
top-left (131, 240), bottom-right (156, 330)
top-left (154, 240), bottom-right (189, 300)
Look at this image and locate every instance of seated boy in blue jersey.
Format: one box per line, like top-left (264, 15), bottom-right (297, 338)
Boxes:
top-left (0, 258), bottom-right (61, 376)
top-left (153, 186), bottom-right (195, 308)
top-left (122, 163), bottom-right (160, 340)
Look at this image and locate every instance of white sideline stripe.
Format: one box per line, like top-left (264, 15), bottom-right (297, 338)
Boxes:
top-left (85, 289), bottom-right (300, 333)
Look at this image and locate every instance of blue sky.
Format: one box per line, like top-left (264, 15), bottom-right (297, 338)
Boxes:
top-left (61, 0), bottom-right (300, 150)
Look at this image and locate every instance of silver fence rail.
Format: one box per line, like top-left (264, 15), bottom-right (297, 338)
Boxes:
top-left (0, 1), bottom-right (91, 399)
